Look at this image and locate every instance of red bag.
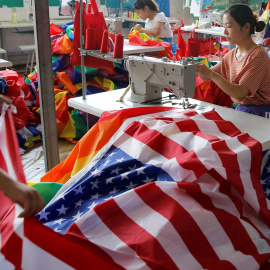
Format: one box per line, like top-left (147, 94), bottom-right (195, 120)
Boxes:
top-left (70, 0), bottom-right (114, 69)
top-left (174, 19), bottom-right (186, 59)
top-left (185, 29), bottom-right (201, 57)
top-left (199, 37), bottom-right (219, 56)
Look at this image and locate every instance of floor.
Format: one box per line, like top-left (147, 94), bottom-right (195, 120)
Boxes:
top-left (21, 139), bottom-right (76, 183)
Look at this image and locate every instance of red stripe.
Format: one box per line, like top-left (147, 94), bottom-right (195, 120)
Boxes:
top-left (24, 217), bottom-right (122, 270)
top-left (202, 110), bottom-right (241, 137)
top-left (94, 198), bottom-right (179, 269)
top-left (134, 182), bottom-right (224, 268)
top-left (5, 109), bottom-right (26, 183)
top-left (181, 175), bottom-right (270, 265)
top-left (175, 117), bottom-right (221, 142)
top-left (0, 204), bottom-right (22, 269)
top-left (124, 121), bottom-right (207, 178)
top-left (211, 139), bottom-right (244, 195)
top-left (100, 106), bottom-right (177, 122)
top-left (0, 149), bottom-right (8, 172)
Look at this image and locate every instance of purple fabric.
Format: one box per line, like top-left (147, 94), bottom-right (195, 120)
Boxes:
top-left (50, 34), bottom-right (64, 42)
top-left (65, 68), bottom-right (74, 83)
top-left (236, 104), bottom-right (270, 118)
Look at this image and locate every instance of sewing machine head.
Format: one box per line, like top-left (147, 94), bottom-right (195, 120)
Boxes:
top-left (125, 55), bottom-right (196, 103)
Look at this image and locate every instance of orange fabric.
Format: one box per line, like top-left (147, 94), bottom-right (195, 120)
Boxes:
top-left (56, 71), bottom-right (79, 94)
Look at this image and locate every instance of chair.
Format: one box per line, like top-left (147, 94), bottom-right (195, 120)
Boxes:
top-left (18, 45), bottom-right (36, 76)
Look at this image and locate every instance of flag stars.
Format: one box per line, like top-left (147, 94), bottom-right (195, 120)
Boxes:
top-left (91, 167), bottom-right (103, 177)
top-left (108, 187), bottom-right (119, 195)
top-left (90, 192), bottom-right (101, 200)
top-left (91, 179), bottom-right (100, 189)
top-left (88, 201), bottom-right (98, 210)
top-left (38, 210), bottom-right (51, 221)
top-left (108, 152), bottom-right (117, 157)
top-left (72, 210), bottom-right (84, 221)
top-left (126, 181), bottom-right (137, 189)
top-left (56, 204), bottom-right (69, 215)
top-left (265, 188), bottom-right (270, 197)
top-left (53, 218), bottom-right (66, 225)
top-left (136, 167), bottom-right (146, 176)
top-left (106, 177), bottom-right (114, 184)
top-left (73, 185), bottom-right (85, 195)
top-left (75, 199), bottom-right (84, 208)
top-left (128, 164), bottom-right (137, 171)
top-left (110, 166), bottom-right (122, 175)
top-left (120, 173), bottom-right (129, 180)
top-left (143, 176), bottom-right (155, 184)
top-left (116, 157), bottom-right (125, 163)
top-left (261, 179), bottom-right (267, 185)
top-left (266, 166), bottom-right (270, 174)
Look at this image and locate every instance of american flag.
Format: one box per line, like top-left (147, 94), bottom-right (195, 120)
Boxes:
top-left (2, 106), bottom-right (270, 269)
top-left (35, 108), bottom-right (270, 269)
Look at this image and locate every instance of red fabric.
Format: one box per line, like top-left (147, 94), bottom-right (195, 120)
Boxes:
top-left (128, 36), bottom-right (174, 59)
top-left (50, 23), bottom-right (63, 36)
top-left (70, 2), bottom-right (114, 69)
top-left (185, 29), bottom-right (202, 57)
top-left (0, 69), bottom-right (33, 103)
top-left (193, 76), bottom-right (233, 107)
top-left (175, 19), bottom-right (186, 59)
top-left (12, 96), bottom-right (40, 130)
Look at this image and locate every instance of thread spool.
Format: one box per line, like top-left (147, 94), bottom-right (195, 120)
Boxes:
top-left (87, 3), bottom-right (91, 13)
top-left (100, 30), bottom-right (109, 53)
top-left (113, 34), bottom-right (124, 58)
top-left (85, 28), bottom-right (96, 50)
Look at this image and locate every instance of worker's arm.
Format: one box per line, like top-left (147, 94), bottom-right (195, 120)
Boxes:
top-left (195, 62), bottom-right (249, 101)
top-left (132, 21), bottom-right (164, 36)
top-left (0, 168), bottom-right (45, 217)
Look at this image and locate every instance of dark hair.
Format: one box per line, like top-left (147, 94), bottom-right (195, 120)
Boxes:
top-left (132, 0), bottom-right (159, 12)
top-left (223, 4), bottom-right (266, 34)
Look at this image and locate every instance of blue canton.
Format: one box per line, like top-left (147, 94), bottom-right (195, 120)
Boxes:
top-left (38, 145), bottom-right (174, 233)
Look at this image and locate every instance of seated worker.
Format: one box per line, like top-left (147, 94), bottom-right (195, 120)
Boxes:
top-left (195, 4), bottom-right (270, 118)
top-left (131, 0), bottom-right (173, 43)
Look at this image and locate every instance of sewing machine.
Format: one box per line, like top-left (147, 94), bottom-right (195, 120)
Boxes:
top-left (125, 55), bottom-right (196, 103)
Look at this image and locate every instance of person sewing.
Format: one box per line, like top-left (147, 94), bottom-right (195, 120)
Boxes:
top-left (195, 4), bottom-right (270, 118)
top-left (0, 94), bottom-right (45, 217)
top-left (131, 0), bottom-right (173, 43)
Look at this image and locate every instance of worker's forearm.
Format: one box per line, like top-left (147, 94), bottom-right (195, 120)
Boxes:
top-left (209, 70), bottom-right (248, 101)
top-left (0, 168), bottom-right (15, 191)
top-left (140, 28), bottom-right (160, 36)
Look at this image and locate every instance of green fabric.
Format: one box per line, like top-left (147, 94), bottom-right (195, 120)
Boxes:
top-left (71, 109), bottom-right (87, 138)
top-left (74, 65), bottom-right (98, 76)
top-left (32, 182), bottom-right (63, 205)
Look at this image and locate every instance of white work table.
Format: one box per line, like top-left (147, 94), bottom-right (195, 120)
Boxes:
top-left (0, 58), bottom-right (12, 68)
top-left (68, 88), bottom-right (270, 151)
top-left (181, 25), bottom-right (225, 37)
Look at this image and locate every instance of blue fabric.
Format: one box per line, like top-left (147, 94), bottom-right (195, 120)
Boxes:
top-left (0, 78), bottom-right (8, 94)
top-left (235, 104), bottom-right (270, 118)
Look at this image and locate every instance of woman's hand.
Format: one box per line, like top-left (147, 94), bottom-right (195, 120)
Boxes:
top-left (0, 94), bottom-right (12, 105)
top-left (195, 62), bottom-right (213, 80)
top-left (2, 180), bottom-right (45, 218)
top-left (132, 24), bottom-right (142, 31)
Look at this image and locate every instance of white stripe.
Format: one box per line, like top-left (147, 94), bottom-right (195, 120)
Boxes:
top-left (226, 136), bottom-right (260, 213)
top-left (0, 225), bottom-right (15, 270)
top-left (0, 117), bottom-right (17, 180)
top-left (113, 132), bottom-right (197, 182)
top-left (156, 181), bottom-right (260, 269)
top-left (76, 207), bottom-right (150, 270)
top-left (21, 238), bottom-right (75, 270)
top-left (12, 206), bottom-right (74, 270)
top-left (113, 188), bottom-right (203, 269)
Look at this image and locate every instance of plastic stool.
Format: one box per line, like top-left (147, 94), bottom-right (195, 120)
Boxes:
top-left (18, 45), bottom-right (36, 75)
